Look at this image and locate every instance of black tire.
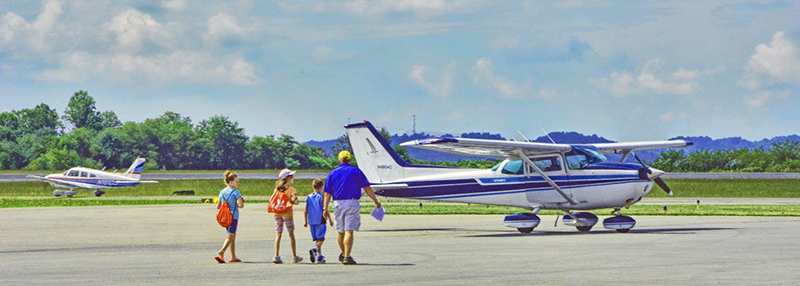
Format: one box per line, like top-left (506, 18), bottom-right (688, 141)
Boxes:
top-left (95, 193), bottom-right (103, 197)
top-left (576, 226), bottom-right (592, 232)
top-left (518, 227), bottom-right (534, 233)
top-left (616, 229), bottom-right (630, 233)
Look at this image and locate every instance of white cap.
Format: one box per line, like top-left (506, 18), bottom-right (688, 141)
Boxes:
top-left (278, 169), bottom-right (296, 180)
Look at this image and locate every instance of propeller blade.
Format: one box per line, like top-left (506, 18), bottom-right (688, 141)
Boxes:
top-left (654, 177), bottom-right (673, 196)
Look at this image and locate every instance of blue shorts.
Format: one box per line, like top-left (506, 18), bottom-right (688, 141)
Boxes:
top-left (227, 219), bottom-right (238, 234)
top-left (309, 224), bottom-right (326, 241)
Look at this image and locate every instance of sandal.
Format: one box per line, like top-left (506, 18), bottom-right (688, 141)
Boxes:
top-left (214, 256), bottom-right (225, 264)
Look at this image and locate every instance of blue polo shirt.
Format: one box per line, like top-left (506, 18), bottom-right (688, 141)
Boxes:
top-left (324, 163), bottom-right (370, 200)
top-left (306, 192), bottom-right (324, 225)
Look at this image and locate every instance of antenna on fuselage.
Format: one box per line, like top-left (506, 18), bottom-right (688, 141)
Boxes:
top-left (541, 128), bottom-right (556, 144)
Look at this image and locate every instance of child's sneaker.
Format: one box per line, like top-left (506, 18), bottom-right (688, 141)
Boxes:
top-left (309, 248), bottom-right (318, 263)
top-left (292, 256), bottom-right (303, 263)
top-left (273, 256), bottom-right (282, 264)
top-left (316, 255), bottom-right (326, 264)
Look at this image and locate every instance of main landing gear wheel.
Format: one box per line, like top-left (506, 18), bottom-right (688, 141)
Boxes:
top-left (504, 213), bottom-right (541, 233)
top-left (603, 215), bottom-right (636, 233)
top-left (562, 212), bottom-right (599, 232)
top-left (616, 229), bottom-right (630, 233)
top-left (576, 226), bottom-right (593, 232)
top-left (94, 190), bottom-right (106, 197)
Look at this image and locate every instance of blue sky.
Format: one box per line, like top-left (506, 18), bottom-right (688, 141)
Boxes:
top-left (2, 0), bottom-right (799, 142)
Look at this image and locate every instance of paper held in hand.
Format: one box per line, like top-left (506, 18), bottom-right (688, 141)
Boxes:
top-left (371, 206), bottom-right (384, 222)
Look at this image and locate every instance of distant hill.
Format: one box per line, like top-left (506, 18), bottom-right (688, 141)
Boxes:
top-left (306, 132), bottom-right (800, 163)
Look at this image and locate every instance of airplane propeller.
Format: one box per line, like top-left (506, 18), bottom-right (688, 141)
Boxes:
top-left (633, 152), bottom-right (673, 196)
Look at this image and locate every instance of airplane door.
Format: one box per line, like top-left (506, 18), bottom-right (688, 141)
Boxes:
top-left (525, 155), bottom-right (570, 206)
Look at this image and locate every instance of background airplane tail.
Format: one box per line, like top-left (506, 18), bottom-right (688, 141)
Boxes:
top-left (123, 157), bottom-right (146, 180)
top-left (345, 121), bottom-right (449, 184)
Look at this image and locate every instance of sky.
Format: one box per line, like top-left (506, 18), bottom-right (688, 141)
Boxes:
top-left (2, 0), bottom-right (800, 142)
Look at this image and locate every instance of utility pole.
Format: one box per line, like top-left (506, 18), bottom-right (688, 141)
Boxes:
top-left (413, 115), bottom-right (416, 134)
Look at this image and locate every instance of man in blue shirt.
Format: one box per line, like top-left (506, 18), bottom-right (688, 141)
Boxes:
top-left (323, 150), bottom-right (382, 265)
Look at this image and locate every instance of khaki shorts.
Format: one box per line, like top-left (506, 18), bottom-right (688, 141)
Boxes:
top-left (274, 215), bottom-right (295, 234)
top-left (333, 200), bottom-right (361, 233)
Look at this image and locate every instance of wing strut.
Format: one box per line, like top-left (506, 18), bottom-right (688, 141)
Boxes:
top-left (515, 150), bottom-right (578, 205)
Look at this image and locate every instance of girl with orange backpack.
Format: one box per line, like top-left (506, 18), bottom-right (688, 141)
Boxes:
top-left (268, 169), bottom-right (302, 264)
top-left (215, 170), bottom-right (244, 263)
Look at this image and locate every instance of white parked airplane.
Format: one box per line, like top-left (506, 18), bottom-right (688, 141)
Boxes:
top-left (26, 158), bottom-right (158, 197)
top-left (345, 121), bottom-right (692, 233)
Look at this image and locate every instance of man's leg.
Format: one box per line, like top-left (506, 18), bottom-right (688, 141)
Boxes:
top-left (337, 232), bottom-right (345, 253)
top-left (343, 230), bottom-right (354, 257)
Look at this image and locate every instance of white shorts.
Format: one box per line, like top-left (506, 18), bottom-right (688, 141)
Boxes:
top-left (333, 200), bottom-right (361, 233)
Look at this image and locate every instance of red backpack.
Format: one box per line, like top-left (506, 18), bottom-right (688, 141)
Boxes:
top-left (216, 193), bottom-right (234, 228)
top-left (268, 191), bottom-right (291, 214)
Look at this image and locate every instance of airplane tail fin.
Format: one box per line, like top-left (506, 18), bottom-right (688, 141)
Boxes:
top-left (345, 121), bottom-right (449, 184)
top-left (123, 157), bottom-right (146, 180)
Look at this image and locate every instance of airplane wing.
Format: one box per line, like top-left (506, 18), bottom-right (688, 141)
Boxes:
top-left (25, 175), bottom-right (100, 189)
top-left (588, 140), bottom-right (693, 154)
top-left (400, 138), bottom-right (572, 157)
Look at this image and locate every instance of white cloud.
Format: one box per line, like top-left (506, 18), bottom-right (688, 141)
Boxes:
top-left (37, 51), bottom-right (263, 86)
top-left (409, 61), bottom-right (456, 98)
top-left (596, 59), bottom-right (712, 96)
top-left (104, 9), bottom-right (180, 53)
top-left (0, 0), bottom-right (63, 50)
top-left (204, 12), bottom-right (245, 46)
top-left (743, 90), bottom-right (791, 110)
top-left (472, 57), bottom-right (528, 98)
top-left (471, 57), bottom-right (559, 99)
top-left (162, 0), bottom-right (187, 11)
top-left (738, 31), bottom-right (800, 90)
top-left (313, 46), bottom-right (356, 61)
top-left (279, 0), bottom-right (485, 17)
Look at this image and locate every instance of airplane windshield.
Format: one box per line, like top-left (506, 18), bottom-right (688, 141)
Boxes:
top-left (566, 146), bottom-right (607, 169)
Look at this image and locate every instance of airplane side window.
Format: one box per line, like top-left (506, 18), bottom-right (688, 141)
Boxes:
top-left (530, 157), bottom-right (562, 172)
top-left (567, 154), bottom-right (589, 170)
top-left (501, 160), bottom-right (524, 175)
top-left (90, 173), bottom-right (96, 178)
top-left (80, 171), bottom-right (88, 177)
top-left (68, 170), bottom-right (79, 177)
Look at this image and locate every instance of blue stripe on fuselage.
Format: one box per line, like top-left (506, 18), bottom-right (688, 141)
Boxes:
top-left (376, 175), bottom-right (642, 199)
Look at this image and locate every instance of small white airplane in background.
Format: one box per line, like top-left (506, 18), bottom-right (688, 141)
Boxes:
top-left (345, 121), bottom-right (692, 233)
top-left (26, 158), bottom-right (158, 197)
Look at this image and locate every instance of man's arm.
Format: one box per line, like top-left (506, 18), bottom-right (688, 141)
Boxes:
top-left (363, 186), bottom-right (381, 208)
top-left (323, 192), bottom-right (332, 221)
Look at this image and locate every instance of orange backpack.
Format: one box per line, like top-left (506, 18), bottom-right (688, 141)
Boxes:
top-left (268, 191), bottom-right (291, 214)
top-left (216, 193), bottom-right (234, 228)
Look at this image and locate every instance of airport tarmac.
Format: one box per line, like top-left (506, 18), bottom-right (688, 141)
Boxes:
top-left (2, 205), bottom-right (800, 285)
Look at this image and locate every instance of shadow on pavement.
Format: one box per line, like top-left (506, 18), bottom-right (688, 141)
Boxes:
top-left (462, 227), bottom-right (737, 238)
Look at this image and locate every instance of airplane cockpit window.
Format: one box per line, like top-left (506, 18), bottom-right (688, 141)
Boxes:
top-left (529, 157), bottom-right (562, 172)
top-left (492, 161), bottom-right (503, 172)
top-left (501, 160), bottom-right (524, 175)
top-left (67, 170), bottom-right (80, 177)
top-left (566, 145), bottom-right (608, 169)
top-left (80, 171), bottom-right (88, 177)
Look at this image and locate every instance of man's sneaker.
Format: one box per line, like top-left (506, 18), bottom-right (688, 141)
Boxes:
top-left (339, 253), bottom-right (344, 262)
top-left (342, 256), bottom-right (357, 265)
top-left (273, 256), bottom-right (282, 264)
top-left (292, 256), bottom-right (304, 263)
top-left (316, 255), bottom-right (326, 264)
top-left (309, 248), bottom-right (317, 263)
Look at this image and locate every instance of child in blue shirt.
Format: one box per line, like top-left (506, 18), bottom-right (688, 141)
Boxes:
top-left (304, 179), bottom-right (332, 263)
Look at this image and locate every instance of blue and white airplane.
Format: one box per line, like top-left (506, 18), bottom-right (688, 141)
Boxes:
top-left (26, 157), bottom-right (158, 197)
top-left (345, 121), bottom-right (692, 233)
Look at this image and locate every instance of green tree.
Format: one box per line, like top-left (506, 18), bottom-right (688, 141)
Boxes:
top-left (196, 115), bottom-right (248, 169)
top-left (63, 91), bottom-right (101, 130)
top-left (24, 149), bottom-right (101, 170)
top-left (99, 110), bottom-right (122, 129)
top-left (246, 135), bottom-right (279, 169)
top-left (17, 103), bottom-right (62, 135)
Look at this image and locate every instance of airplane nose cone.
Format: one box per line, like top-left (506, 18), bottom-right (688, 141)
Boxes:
top-left (648, 167), bottom-right (666, 180)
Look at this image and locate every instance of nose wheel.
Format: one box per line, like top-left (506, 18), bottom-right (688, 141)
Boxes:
top-left (603, 209), bottom-right (636, 233)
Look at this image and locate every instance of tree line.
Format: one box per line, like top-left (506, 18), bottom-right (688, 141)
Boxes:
top-left (2, 91), bottom-right (798, 172)
top-left (0, 91), bottom-right (346, 170)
